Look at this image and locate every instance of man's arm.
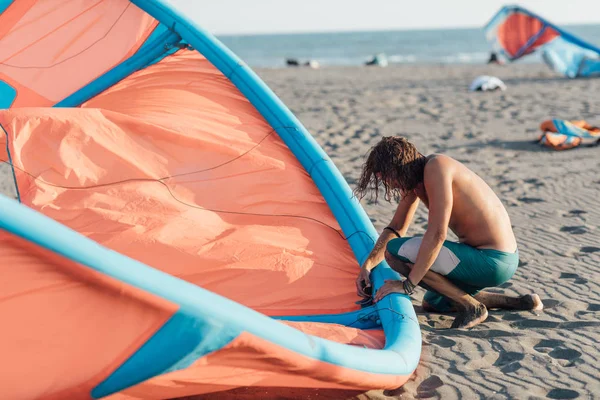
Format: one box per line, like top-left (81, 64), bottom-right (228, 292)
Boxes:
top-left (361, 192), bottom-right (419, 272)
top-left (407, 159), bottom-right (453, 285)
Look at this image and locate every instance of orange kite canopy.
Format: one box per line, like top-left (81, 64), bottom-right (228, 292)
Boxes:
top-left (0, 1), bottom-right (421, 399)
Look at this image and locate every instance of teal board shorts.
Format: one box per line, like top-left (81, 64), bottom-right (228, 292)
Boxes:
top-left (387, 237), bottom-right (519, 312)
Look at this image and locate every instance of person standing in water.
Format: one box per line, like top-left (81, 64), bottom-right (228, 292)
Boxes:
top-left (354, 136), bottom-right (543, 329)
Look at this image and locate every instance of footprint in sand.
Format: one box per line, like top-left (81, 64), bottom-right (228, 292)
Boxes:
top-left (560, 226), bottom-right (588, 235)
top-left (428, 336), bottom-right (456, 348)
top-left (416, 375), bottom-right (444, 398)
top-left (520, 319), bottom-right (600, 330)
top-left (502, 313), bottom-right (526, 321)
top-left (541, 299), bottom-right (560, 309)
top-left (547, 388), bottom-right (580, 399)
top-left (535, 341), bottom-right (583, 367)
top-left (534, 339), bottom-right (564, 354)
top-left (559, 272), bottom-right (588, 285)
top-left (517, 197), bottom-right (545, 204)
top-left (524, 178), bottom-right (546, 188)
top-left (561, 321), bottom-right (600, 329)
top-left (548, 348), bottom-right (582, 362)
top-left (499, 362), bottom-right (522, 374)
top-left (498, 179), bottom-right (517, 186)
top-left (587, 303), bottom-right (600, 311)
top-left (560, 272), bottom-right (579, 279)
top-left (325, 142), bottom-right (339, 152)
top-left (493, 351), bottom-right (525, 373)
top-left (381, 374), bottom-right (444, 398)
top-left (510, 319), bottom-right (559, 329)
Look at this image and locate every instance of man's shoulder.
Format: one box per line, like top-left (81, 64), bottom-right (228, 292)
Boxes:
top-left (424, 154), bottom-right (456, 174)
top-left (425, 153), bottom-right (456, 163)
top-left (422, 156), bottom-right (454, 189)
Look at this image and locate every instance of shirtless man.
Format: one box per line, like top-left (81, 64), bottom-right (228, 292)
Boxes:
top-left (354, 136), bottom-right (543, 329)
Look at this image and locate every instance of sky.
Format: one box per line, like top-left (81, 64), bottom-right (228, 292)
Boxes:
top-left (168, 0), bottom-right (600, 35)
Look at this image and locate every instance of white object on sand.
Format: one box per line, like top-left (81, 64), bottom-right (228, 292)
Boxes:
top-left (469, 75), bottom-right (507, 92)
top-left (306, 60), bottom-right (320, 69)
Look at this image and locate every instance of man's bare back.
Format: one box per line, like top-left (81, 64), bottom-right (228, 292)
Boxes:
top-left (414, 154), bottom-right (517, 252)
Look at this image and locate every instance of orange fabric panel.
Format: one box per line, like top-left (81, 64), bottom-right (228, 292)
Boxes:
top-left (0, 0), bottom-right (157, 106)
top-left (0, 231), bottom-right (177, 400)
top-left (0, 0), bottom-right (37, 40)
top-left (0, 72), bottom-right (52, 107)
top-left (0, 50), bottom-right (361, 316)
top-left (497, 13), bottom-right (559, 57)
top-left (107, 328), bottom-right (391, 400)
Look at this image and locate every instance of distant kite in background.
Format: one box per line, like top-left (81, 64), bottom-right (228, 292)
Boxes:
top-left (485, 5), bottom-right (600, 78)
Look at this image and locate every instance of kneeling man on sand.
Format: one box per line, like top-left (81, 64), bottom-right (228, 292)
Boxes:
top-left (354, 136), bottom-right (543, 329)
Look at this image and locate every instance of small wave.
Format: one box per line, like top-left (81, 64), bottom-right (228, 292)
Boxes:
top-left (388, 54), bottom-right (418, 63)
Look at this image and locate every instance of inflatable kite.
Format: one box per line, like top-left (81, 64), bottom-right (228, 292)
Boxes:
top-left (485, 5), bottom-right (600, 78)
top-left (0, 1), bottom-right (421, 399)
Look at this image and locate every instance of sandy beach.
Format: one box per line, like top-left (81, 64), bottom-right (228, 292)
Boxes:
top-left (3, 63), bottom-right (599, 399)
top-left (192, 64), bottom-right (599, 399)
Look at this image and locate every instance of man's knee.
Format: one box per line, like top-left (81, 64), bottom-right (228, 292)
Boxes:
top-left (384, 250), bottom-right (412, 277)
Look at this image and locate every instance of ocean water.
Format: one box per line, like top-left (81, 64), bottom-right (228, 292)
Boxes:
top-left (216, 25), bottom-right (600, 68)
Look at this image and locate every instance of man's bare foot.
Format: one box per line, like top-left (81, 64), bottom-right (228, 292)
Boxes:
top-left (473, 291), bottom-right (544, 311)
top-left (518, 294), bottom-right (544, 311)
top-left (450, 303), bottom-right (488, 329)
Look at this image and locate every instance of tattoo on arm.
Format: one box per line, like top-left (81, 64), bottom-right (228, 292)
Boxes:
top-left (365, 230), bottom-right (397, 269)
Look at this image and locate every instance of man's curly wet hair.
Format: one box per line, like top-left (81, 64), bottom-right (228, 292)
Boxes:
top-left (354, 136), bottom-right (427, 202)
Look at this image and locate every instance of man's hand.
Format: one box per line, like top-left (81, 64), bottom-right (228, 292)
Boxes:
top-left (356, 267), bottom-right (372, 299)
top-left (374, 280), bottom-right (408, 303)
